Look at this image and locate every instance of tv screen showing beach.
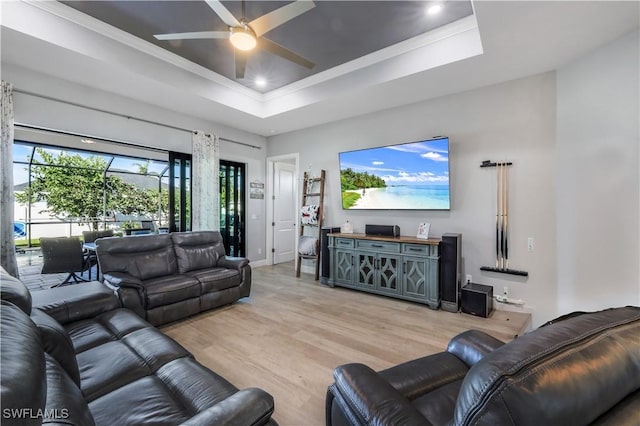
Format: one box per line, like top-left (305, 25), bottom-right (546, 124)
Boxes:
top-left (339, 137), bottom-right (450, 210)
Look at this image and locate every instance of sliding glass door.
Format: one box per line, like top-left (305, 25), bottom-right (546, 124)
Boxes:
top-left (168, 152), bottom-right (191, 232)
top-left (219, 160), bottom-right (245, 256)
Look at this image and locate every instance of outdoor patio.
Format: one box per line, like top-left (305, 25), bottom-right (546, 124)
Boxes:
top-left (16, 248), bottom-right (98, 292)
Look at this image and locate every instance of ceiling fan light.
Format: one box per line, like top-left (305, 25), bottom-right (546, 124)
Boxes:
top-left (426, 4), bottom-right (443, 15)
top-left (230, 26), bottom-right (257, 51)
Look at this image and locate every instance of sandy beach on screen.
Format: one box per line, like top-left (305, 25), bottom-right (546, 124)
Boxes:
top-left (346, 187), bottom-right (383, 208)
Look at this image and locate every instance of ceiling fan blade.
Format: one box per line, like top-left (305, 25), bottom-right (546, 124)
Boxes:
top-left (235, 51), bottom-right (248, 79)
top-left (258, 38), bottom-right (314, 69)
top-left (250, 0), bottom-right (316, 38)
top-left (204, 0), bottom-right (241, 28)
top-left (154, 31), bottom-right (229, 41)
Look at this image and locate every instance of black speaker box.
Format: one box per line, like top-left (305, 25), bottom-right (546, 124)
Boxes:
top-left (320, 227), bottom-right (340, 284)
top-left (365, 224), bottom-right (400, 237)
top-left (462, 283), bottom-right (494, 318)
top-left (440, 233), bottom-right (462, 312)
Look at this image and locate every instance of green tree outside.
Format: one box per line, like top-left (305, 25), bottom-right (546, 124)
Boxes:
top-left (16, 148), bottom-right (168, 230)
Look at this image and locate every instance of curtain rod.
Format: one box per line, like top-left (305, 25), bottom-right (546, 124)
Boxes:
top-left (13, 88), bottom-right (262, 150)
top-left (15, 123), bottom-right (169, 154)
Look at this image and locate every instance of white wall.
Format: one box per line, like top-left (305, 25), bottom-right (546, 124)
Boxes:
top-left (556, 30), bottom-right (640, 312)
top-left (268, 73), bottom-right (558, 326)
top-left (3, 64), bottom-right (269, 262)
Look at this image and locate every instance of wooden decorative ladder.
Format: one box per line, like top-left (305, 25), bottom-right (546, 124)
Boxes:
top-left (296, 169), bottom-right (326, 280)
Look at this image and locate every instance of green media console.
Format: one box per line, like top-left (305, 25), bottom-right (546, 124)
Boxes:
top-left (327, 233), bottom-right (441, 309)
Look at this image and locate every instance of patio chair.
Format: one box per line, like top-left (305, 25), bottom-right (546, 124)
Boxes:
top-left (141, 220), bottom-right (155, 232)
top-left (82, 229), bottom-right (114, 243)
top-left (40, 237), bottom-right (91, 287)
top-left (82, 230), bottom-right (114, 279)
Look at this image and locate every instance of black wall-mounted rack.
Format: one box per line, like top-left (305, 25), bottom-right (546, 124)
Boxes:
top-left (480, 159), bottom-right (529, 278)
top-left (480, 266), bottom-right (529, 277)
top-left (480, 160), bottom-right (513, 168)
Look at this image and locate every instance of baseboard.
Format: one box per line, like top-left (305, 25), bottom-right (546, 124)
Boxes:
top-left (494, 301), bottom-right (533, 314)
top-left (250, 259), bottom-right (268, 268)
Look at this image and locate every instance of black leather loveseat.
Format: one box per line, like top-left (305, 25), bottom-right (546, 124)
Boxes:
top-left (327, 306), bottom-right (640, 426)
top-left (97, 231), bottom-right (251, 326)
top-left (0, 267), bottom-right (276, 426)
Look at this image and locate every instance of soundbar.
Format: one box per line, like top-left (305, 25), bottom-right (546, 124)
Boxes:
top-left (365, 224), bottom-right (400, 237)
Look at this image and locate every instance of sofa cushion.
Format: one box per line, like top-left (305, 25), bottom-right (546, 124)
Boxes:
top-left (121, 327), bottom-right (191, 372)
top-left (144, 275), bottom-right (201, 309)
top-left (89, 376), bottom-right (193, 426)
top-left (87, 355), bottom-right (243, 426)
top-left (96, 234), bottom-right (178, 281)
top-left (31, 282), bottom-right (120, 325)
top-left (65, 309), bottom-right (149, 353)
top-left (454, 306), bottom-right (640, 426)
top-left (186, 267), bottom-right (241, 292)
top-left (0, 301), bottom-right (46, 426)
top-left (44, 353), bottom-right (96, 426)
top-left (70, 310), bottom-right (194, 402)
top-left (413, 380), bottom-right (463, 426)
top-left (134, 246), bottom-right (179, 281)
top-left (31, 309), bottom-right (81, 387)
top-left (0, 266), bottom-right (32, 315)
top-left (171, 231), bottom-right (226, 273)
top-left (157, 358), bottom-right (239, 410)
top-left (146, 298), bottom-right (201, 326)
top-left (77, 340), bottom-right (151, 401)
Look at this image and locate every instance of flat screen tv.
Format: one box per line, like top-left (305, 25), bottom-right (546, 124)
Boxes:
top-left (339, 136), bottom-right (450, 210)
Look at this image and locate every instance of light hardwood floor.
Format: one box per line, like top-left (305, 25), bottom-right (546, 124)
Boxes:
top-left (162, 262), bottom-right (531, 426)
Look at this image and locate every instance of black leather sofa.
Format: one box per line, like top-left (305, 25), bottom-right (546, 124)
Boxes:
top-left (0, 267), bottom-right (277, 426)
top-left (327, 306), bottom-right (640, 426)
top-left (97, 231), bottom-right (251, 326)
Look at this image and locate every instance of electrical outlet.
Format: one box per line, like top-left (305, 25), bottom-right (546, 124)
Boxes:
top-left (466, 274), bottom-right (472, 284)
top-left (527, 237), bottom-right (535, 252)
top-left (503, 286), bottom-right (509, 298)
top-left (258, 248), bottom-right (262, 255)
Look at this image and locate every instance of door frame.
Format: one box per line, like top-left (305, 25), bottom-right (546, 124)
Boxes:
top-left (219, 159), bottom-right (246, 257)
top-left (168, 151), bottom-right (192, 232)
top-left (266, 153), bottom-right (299, 266)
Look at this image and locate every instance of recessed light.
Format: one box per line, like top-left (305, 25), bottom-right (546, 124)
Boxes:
top-left (255, 77), bottom-right (267, 88)
top-left (81, 139), bottom-right (95, 144)
top-left (426, 4), bottom-right (443, 15)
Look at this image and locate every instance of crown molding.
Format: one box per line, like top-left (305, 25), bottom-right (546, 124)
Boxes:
top-left (263, 14), bottom-right (480, 101)
top-left (22, 0), bottom-right (264, 101)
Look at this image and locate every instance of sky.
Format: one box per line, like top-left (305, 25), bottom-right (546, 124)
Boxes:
top-left (12, 143), bottom-right (170, 186)
top-left (339, 137), bottom-right (450, 185)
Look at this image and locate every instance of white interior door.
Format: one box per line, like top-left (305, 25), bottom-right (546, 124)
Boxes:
top-left (273, 162), bottom-right (297, 264)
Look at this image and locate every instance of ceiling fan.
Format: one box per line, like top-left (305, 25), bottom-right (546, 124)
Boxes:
top-left (154, 0), bottom-right (316, 80)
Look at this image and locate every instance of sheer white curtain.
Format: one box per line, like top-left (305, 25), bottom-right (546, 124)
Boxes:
top-left (1, 81), bottom-right (19, 277)
top-left (191, 131), bottom-right (220, 231)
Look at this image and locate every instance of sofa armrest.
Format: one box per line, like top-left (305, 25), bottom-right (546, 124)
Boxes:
top-left (378, 351), bottom-right (469, 400)
top-left (217, 256), bottom-right (249, 271)
top-left (102, 271), bottom-right (144, 289)
top-left (30, 281), bottom-right (120, 324)
top-left (30, 309), bottom-right (81, 386)
top-left (180, 388), bottom-right (274, 426)
top-left (102, 272), bottom-right (146, 317)
top-left (331, 363), bottom-right (432, 426)
top-left (446, 329), bottom-right (505, 367)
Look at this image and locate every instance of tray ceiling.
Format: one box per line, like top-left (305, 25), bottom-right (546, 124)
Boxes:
top-left (60, 1), bottom-right (474, 92)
